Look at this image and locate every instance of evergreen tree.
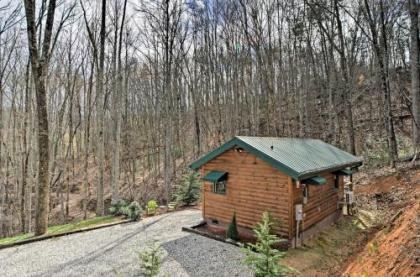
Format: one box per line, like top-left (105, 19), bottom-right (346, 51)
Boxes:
top-left (139, 244), bottom-right (165, 277)
top-left (175, 171), bottom-right (201, 205)
top-left (226, 212), bottom-right (239, 241)
top-left (243, 212), bottom-right (292, 277)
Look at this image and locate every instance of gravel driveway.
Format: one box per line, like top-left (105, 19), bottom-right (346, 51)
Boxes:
top-left (0, 209), bottom-right (252, 277)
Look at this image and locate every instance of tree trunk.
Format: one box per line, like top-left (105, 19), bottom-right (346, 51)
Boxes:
top-left (23, 0), bottom-right (57, 235)
top-left (96, 0), bottom-right (107, 216)
top-left (364, 0), bottom-right (398, 166)
top-left (83, 59), bottom-right (94, 220)
top-left (379, 0), bottom-right (398, 166)
top-left (33, 70), bottom-right (50, 235)
top-left (111, 0), bottom-right (128, 204)
top-left (333, 0), bottom-right (355, 154)
top-left (20, 60), bottom-right (31, 232)
top-left (410, 0), bottom-right (420, 153)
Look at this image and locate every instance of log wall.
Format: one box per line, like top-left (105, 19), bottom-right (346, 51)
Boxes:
top-left (292, 173), bottom-right (344, 233)
top-left (201, 148), bottom-right (291, 237)
top-left (200, 148), bottom-right (344, 239)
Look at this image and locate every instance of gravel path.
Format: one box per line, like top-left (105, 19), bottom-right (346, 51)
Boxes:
top-left (0, 209), bottom-right (252, 277)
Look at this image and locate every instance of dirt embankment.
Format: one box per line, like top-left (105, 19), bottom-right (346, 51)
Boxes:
top-left (344, 168), bottom-right (420, 277)
top-left (284, 166), bottom-right (419, 277)
top-left (344, 202), bottom-right (418, 276)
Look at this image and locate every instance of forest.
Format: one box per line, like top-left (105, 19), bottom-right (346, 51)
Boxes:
top-left (0, 0), bottom-right (418, 243)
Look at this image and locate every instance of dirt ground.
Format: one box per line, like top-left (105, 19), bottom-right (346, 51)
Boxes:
top-left (344, 201), bottom-right (418, 277)
top-left (343, 167), bottom-right (419, 277)
top-left (283, 165), bottom-right (419, 277)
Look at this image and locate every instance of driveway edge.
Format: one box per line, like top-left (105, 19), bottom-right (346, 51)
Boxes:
top-left (0, 219), bottom-right (133, 250)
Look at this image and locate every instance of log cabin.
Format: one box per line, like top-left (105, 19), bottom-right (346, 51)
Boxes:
top-left (189, 136), bottom-right (363, 246)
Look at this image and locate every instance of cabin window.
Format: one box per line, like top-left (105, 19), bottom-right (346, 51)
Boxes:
top-left (303, 185), bottom-right (309, 203)
top-left (333, 169), bottom-right (352, 190)
top-left (213, 180), bottom-right (227, 195)
top-left (334, 175), bottom-right (340, 189)
top-left (202, 170), bottom-right (228, 195)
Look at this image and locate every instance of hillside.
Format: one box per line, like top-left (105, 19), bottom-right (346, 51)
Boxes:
top-left (48, 154), bottom-right (175, 225)
top-left (344, 168), bottom-right (419, 276)
top-left (283, 165), bottom-right (419, 276)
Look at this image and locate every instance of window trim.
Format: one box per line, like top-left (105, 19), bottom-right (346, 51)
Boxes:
top-left (213, 180), bottom-right (227, 195)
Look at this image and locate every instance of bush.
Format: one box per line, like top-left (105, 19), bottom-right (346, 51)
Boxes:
top-left (226, 212), bottom-right (239, 241)
top-left (174, 170), bottom-right (201, 205)
top-left (139, 244), bottom-right (165, 277)
top-left (147, 200), bottom-right (158, 215)
top-left (125, 201), bottom-right (142, 221)
top-left (109, 199), bottom-right (129, 216)
top-left (109, 200), bottom-right (142, 221)
top-left (243, 211), bottom-right (292, 277)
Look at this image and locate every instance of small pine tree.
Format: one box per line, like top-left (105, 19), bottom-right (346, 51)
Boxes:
top-left (126, 201), bottom-right (142, 220)
top-left (226, 212), bottom-right (239, 241)
top-left (109, 199), bottom-right (128, 216)
top-left (139, 244), bottom-right (165, 277)
top-left (243, 211), bottom-right (292, 277)
top-left (110, 200), bottom-right (142, 220)
top-left (175, 170), bottom-right (201, 205)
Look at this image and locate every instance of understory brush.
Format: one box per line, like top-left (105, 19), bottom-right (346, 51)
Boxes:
top-left (109, 200), bottom-right (142, 220)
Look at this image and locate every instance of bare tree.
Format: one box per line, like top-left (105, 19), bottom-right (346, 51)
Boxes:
top-left (111, 0), bottom-right (128, 204)
top-left (96, 0), bottom-right (107, 215)
top-left (409, 0), bottom-right (420, 156)
top-left (23, 0), bottom-right (57, 235)
top-left (0, 1), bottom-right (22, 236)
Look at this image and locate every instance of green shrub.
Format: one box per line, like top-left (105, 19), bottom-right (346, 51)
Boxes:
top-left (243, 212), bottom-right (292, 277)
top-left (226, 212), bottom-right (239, 241)
top-left (125, 201), bottom-right (142, 221)
top-left (147, 200), bottom-right (158, 215)
top-left (109, 200), bottom-right (142, 221)
top-left (139, 244), bottom-right (165, 277)
top-left (174, 170), bottom-right (201, 205)
top-left (109, 199), bottom-right (129, 216)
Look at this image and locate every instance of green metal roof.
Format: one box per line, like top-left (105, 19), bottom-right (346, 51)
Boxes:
top-left (202, 170), bottom-right (228, 182)
top-left (302, 176), bottom-right (327, 185)
top-left (189, 136), bottom-right (363, 180)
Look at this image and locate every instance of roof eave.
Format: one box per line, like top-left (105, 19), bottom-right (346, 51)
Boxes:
top-left (189, 137), bottom-right (301, 179)
top-left (296, 160), bottom-right (363, 180)
top-left (189, 137), bottom-right (238, 170)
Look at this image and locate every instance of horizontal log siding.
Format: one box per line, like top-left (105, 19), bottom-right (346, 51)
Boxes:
top-left (202, 149), bottom-right (290, 237)
top-left (293, 173), bottom-right (343, 232)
